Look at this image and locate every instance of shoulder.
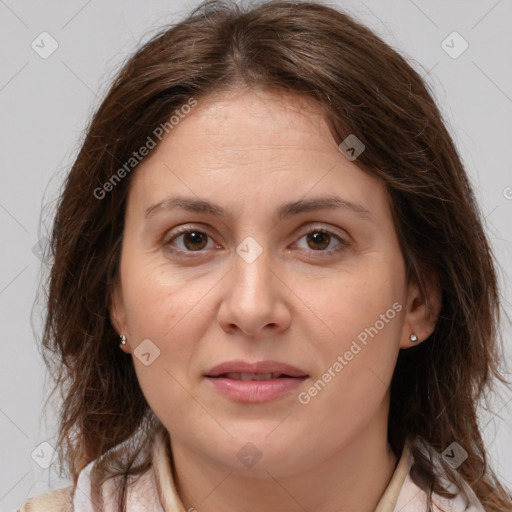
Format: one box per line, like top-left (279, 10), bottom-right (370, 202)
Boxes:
top-left (396, 438), bottom-right (486, 512)
top-left (16, 433), bottom-right (161, 512)
top-left (17, 486), bottom-right (74, 512)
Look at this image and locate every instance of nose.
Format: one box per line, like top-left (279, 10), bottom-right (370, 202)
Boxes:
top-left (216, 238), bottom-right (291, 336)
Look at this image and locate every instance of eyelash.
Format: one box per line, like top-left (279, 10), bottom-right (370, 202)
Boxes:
top-left (163, 225), bottom-right (350, 259)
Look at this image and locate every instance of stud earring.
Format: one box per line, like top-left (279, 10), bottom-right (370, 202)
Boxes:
top-left (120, 334), bottom-right (127, 346)
top-left (409, 333), bottom-right (418, 343)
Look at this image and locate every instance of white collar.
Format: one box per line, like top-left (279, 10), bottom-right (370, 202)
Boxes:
top-left (71, 431), bottom-right (485, 512)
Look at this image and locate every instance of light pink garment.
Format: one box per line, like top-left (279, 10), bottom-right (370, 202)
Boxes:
top-left (387, 441), bottom-right (485, 512)
top-left (68, 433), bottom-right (485, 512)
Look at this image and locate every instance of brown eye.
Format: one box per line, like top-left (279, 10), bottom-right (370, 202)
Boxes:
top-left (165, 228), bottom-right (215, 254)
top-left (305, 231), bottom-right (332, 250)
top-left (181, 231), bottom-right (208, 251)
top-left (295, 228), bottom-right (347, 254)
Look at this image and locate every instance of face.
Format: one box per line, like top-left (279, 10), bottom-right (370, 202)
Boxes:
top-left (110, 89), bottom-right (434, 477)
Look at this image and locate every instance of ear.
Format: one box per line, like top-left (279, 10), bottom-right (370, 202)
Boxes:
top-left (400, 269), bottom-right (442, 349)
top-left (109, 280), bottom-right (131, 354)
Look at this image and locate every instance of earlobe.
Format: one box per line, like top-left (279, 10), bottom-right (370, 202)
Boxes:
top-left (109, 284), bottom-right (131, 353)
top-left (400, 270), bottom-right (442, 349)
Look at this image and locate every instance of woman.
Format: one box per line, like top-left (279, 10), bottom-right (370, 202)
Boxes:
top-left (19, 0), bottom-right (512, 511)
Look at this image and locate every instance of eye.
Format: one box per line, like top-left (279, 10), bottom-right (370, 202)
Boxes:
top-left (294, 228), bottom-right (349, 255)
top-left (164, 227), bottom-right (218, 256)
top-left (163, 225), bottom-right (349, 258)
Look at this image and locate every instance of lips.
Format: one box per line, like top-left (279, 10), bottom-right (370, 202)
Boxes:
top-left (204, 360), bottom-right (309, 403)
top-left (205, 360), bottom-right (309, 379)
top-left (223, 372), bottom-right (286, 380)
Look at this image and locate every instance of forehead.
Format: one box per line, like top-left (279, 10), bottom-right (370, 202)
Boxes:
top-left (187, 88), bottom-right (329, 133)
top-left (145, 89), bottom-right (336, 166)
top-left (125, 88), bottom-right (389, 224)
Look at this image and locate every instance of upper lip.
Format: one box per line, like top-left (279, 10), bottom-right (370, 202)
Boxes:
top-left (205, 360), bottom-right (309, 378)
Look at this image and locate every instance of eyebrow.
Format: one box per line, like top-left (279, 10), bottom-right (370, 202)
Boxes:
top-left (144, 195), bottom-right (373, 222)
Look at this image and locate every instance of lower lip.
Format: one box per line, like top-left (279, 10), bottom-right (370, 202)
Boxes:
top-left (205, 376), bottom-right (307, 403)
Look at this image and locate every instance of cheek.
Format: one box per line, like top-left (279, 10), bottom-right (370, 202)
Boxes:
top-left (121, 252), bottom-right (209, 340)
top-left (123, 267), bottom-right (207, 432)
top-left (119, 252), bottom-right (226, 412)
top-left (118, 260), bottom-right (197, 391)
top-left (295, 311), bottom-right (402, 456)
top-left (298, 257), bottom-right (404, 410)
top-left (310, 258), bottom-right (404, 346)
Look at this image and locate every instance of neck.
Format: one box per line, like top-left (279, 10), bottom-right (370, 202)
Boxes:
top-left (168, 397), bottom-right (398, 512)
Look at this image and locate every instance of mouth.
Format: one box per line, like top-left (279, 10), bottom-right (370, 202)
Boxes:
top-left (204, 360), bottom-right (309, 403)
top-left (211, 372), bottom-right (303, 381)
top-left (205, 359), bottom-right (309, 378)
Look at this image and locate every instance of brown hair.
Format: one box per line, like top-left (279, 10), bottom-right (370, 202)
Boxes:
top-left (38, 0), bottom-right (512, 510)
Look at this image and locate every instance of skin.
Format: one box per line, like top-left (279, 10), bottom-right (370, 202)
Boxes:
top-left (110, 88), bottom-right (440, 512)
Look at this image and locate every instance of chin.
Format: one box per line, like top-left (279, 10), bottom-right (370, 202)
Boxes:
top-left (210, 430), bottom-right (308, 476)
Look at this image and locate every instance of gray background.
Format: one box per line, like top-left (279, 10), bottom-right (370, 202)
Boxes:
top-left (1, 0), bottom-right (511, 510)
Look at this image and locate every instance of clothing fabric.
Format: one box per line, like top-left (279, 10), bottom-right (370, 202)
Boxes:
top-left (18, 430), bottom-right (485, 512)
